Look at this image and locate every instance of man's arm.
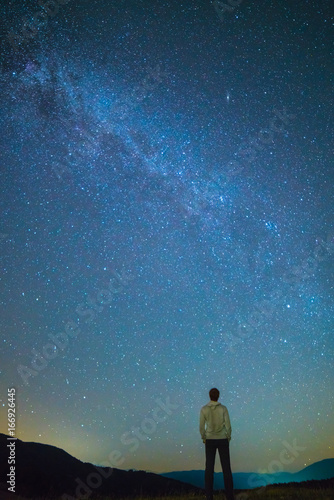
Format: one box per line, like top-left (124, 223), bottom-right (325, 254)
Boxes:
top-left (199, 408), bottom-right (206, 442)
top-left (224, 407), bottom-right (232, 441)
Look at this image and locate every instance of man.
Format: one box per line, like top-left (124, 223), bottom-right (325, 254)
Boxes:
top-left (199, 388), bottom-right (235, 500)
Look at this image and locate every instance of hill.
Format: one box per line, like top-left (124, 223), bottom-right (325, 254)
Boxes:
top-left (0, 433), bottom-right (202, 499)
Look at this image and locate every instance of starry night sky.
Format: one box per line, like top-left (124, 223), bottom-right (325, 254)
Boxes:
top-left (0, 0), bottom-right (333, 475)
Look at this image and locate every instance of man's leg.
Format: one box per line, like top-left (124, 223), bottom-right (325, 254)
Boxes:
top-left (217, 439), bottom-right (234, 500)
top-left (205, 439), bottom-right (217, 500)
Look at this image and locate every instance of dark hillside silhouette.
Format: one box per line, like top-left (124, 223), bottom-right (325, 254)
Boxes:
top-left (0, 434), bottom-right (202, 499)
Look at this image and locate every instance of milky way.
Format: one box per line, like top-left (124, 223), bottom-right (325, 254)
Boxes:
top-left (0, 0), bottom-right (333, 475)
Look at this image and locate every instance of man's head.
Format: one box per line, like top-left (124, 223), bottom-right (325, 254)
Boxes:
top-left (209, 388), bottom-right (220, 401)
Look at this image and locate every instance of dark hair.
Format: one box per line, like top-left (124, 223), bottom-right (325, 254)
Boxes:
top-left (209, 388), bottom-right (220, 401)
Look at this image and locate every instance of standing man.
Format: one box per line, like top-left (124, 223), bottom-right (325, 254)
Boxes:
top-left (200, 388), bottom-right (235, 500)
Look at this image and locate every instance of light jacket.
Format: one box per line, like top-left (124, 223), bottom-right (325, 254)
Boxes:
top-left (199, 400), bottom-right (232, 441)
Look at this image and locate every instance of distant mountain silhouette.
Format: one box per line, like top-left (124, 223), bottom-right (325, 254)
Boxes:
top-left (161, 458), bottom-right (334, 490)
top-left (0, 434), bottom-right (202, 499)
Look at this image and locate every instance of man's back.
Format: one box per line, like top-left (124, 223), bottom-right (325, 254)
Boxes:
top-left (200, 400), bottom-right (231, 440)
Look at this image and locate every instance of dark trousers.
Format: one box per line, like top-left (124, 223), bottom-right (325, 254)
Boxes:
top-left (205, 439), bottom-right (234, 500)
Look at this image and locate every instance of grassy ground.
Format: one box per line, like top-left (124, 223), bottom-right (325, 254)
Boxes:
top-left (117, 490), bottom-right (334, 500)
top-left (98, 490), bottom-right (334, 500)
top-left (2, 489), bottom-right (334, 500)
top-left (233, 486), bottom-right (334, 499)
